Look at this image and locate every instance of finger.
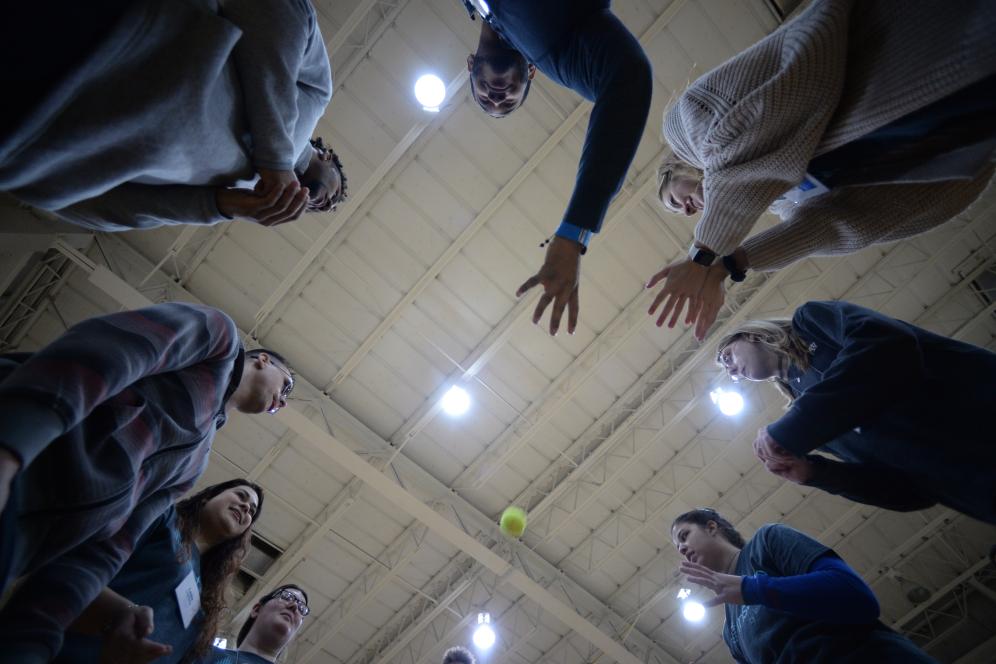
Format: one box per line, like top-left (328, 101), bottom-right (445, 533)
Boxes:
top-left (532, 292), bottom-right (554, 325)
top-left (516, 275), bottom-right (541, 298)
top-left (702, 596), bottom-right (725, 608)
top-left (680, 560), bottom-right (714, 575)
top-left (135, 606), bottom-right (155, 637)
top-left (648, 286), bottom-right (670, 317)
top-left (654, 293), bottom-right (678, 327)
top-left (567, 287), bottom-right (579, 335)
top-left (137, 639), bottom-right (173, 662)
top-left (667, 294), bottom-right (688, 328)
top-left (260, 182), bottom-right (301, 221)
top-left (694, 300), bottom-right (721, 341)
top-left (684, 297), bottom-right (702, 327)
top-left (645, 266), bottom-right (671, 290)
top-left (268, 189), bottom-right (310, 227)
top-left (548, 291), bottom-right (569, 336)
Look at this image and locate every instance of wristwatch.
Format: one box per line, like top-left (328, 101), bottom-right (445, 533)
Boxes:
top-left (722, 254), bottom-right (747, 282)
top-left (688, 247), bottom-right (718, 266)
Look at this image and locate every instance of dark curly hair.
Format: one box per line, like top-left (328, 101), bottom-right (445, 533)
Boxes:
top-left (177, 479), bottom-right (264, 662)
top-left (310, 136), bottom-right (348, 204)
top-left (671, 508), bottom-right (746, 549)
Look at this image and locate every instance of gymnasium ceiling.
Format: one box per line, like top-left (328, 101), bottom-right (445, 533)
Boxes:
top-left (2, 0), bottom-right (996, 662)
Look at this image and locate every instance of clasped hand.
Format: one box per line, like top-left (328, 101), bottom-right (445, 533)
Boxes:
top-left (215, 169), bottom-right (309, 227)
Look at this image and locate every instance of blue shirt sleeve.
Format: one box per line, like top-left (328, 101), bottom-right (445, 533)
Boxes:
top-left (548, 9), bottom-right (652, 235)
top-left (741, 553), bottom-right (880, 624)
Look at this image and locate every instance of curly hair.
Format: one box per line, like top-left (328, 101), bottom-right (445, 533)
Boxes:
top-left (671, 508), bottom-right (746, 549)
top-left (310, 136), bottom-right (348, 204)
top-left (715, 318), bottom-right (813, 403)
top-left (177, 479), bottom-right (264, 663)
top-left (442, 645), bottom-right (476, 664)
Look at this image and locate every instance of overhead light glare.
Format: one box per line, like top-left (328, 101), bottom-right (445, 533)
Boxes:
top-left (441, 385), bottom-right (471, 416)
top-left (710, 387), bottom-right (744, 416)
top-left (473, 612), bottom-right (496, 649)
top-left (414, 74), bottom-right (446, 112)
top-left (682, 600), bottom-right (706, 622)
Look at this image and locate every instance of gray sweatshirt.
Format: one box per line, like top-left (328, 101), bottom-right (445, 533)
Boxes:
top-left (0, 0), bottom-right (332, 231)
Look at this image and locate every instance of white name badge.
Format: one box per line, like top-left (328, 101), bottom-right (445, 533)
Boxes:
top-left (782, 173), bottom-right (830, 204)
top-left (174, 569), bottom-right (201, 628)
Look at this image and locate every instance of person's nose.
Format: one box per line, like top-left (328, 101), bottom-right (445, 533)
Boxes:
top-left (677, 543), bottom-right (688, 556)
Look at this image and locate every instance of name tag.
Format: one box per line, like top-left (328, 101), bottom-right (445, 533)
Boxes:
top-left (174, 569), bottom-right (201, 628)
top-left (782, 173), bottom-right (830, 204)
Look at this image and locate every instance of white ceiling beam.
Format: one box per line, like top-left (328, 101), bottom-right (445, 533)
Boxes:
top-left (279, 406), bottom-right (647, 664)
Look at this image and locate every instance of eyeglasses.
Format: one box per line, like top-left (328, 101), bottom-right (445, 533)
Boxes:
top-left (274, 363), bottom-right (295, 400)
top-left (272, 589), bottom-right (309, 616)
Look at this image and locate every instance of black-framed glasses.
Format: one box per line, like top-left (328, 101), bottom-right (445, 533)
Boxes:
top-left (272, 589), bottom-right (309, 616)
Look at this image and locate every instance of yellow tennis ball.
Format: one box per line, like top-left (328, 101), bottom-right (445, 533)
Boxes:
top-left (500, 506), bottom-right (527, 538)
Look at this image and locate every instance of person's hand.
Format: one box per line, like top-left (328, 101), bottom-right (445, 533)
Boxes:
top-left (255, 169), bottom-right (300, 200)
top-left (753, 427), bottom-right (795, 466)
top-left (0, 447), bottom-right (21, 515)
top-left (764, 455), bottom-right (816, 484)
top-left (680, 560), bottom-right (745, 607)
top-left (646, 258), bottom-right (727, 341)
top-left (99, 605), bottom-right (172, 664)
top-left (516, 236), bottom-right (582, 336)
top-left (216, 185), bottom-right (310, 227)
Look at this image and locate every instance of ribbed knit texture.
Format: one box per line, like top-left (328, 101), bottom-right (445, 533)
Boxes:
top-left (664, 0), bottom-right (996, 261)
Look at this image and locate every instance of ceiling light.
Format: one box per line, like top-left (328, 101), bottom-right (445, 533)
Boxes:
top-left (710, 387), bottom-right (744, 416)
top-left (414, 74), bottom-right (446, 112)
top-left (682, 600), bottom-right (706, 622)
top-left (473, 612), bottom-right (496, 650)
top-left (440, 385), bottom-right (471, 416)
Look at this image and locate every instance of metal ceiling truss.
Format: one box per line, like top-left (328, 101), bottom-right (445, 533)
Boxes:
top-left (0, 247), bottom-right (76, 350)
top-left (51, 236), bottom-right (678, 664)
top-left (247, 0), bottom-right (687, 358)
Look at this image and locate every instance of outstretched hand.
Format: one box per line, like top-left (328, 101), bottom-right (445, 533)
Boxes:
top-left (680, 560), bottom-right (745, 607)
top-left (646, 258), bottom-right (727, 341)
top-left (516, 236), bottom-right (582, 336)
top-left (99, 605), bottom-right (172, 664)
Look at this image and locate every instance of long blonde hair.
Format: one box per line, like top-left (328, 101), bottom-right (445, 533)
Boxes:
top-left (715, 319), bottom-right (812, 403)
top-left (655, 147), bottom-right (703, 212)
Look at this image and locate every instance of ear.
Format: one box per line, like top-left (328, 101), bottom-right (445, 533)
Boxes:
top-left (527, 63), bottom-right (537, 80)
top-left (251, 602), bottom-right (262, 618)
top-left (467, 54), bottom-right (475, 72)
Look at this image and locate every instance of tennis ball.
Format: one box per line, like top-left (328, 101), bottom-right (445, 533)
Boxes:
top-left (500, 506), bottom-right (527, 538)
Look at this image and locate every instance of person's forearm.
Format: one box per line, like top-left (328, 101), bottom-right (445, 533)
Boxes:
top-left (805, 456), bottom-right (937, 512)
top-left (741, 555), bottom-right (879, 623)
top-left (54, 183), bottom-right (226, 231)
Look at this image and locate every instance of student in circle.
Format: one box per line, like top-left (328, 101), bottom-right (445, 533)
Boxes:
top-left (55, 479), bottom-right (264, 663)
top-left (671, 508), bottom-right (937, 663)
top-left (201, 584), bottom-right (309, 663)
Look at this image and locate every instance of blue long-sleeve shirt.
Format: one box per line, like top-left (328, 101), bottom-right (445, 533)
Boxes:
top-left (766, 300), bottom-right (996, 524)
top-left (0, 303), bottom-right (243, 662)
top-left (485, 0), bottom-right (652, 246)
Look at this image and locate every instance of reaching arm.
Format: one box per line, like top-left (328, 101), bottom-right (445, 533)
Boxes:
top-left (220, 0), bottom-right (332, 171)
top-left (741, 166), bottom-right (994, 271)
top-left (52, 183), bottom-right (228, 231)
top-left (741, 553), bottom-right (879, 624)
top-left (554, 9), bottom-right (652, 244)
top-left (804, 455), bottom-right (938, 512)
top-left (767, 301), bottom-right (927, 455)
top-left (0, 303), bottom-right (239, 469)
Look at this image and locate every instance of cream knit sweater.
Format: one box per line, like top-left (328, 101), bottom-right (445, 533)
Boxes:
top-left (663, 0), bottom-right (996, 271)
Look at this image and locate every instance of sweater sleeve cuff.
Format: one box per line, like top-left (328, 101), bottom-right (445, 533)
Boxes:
top-left (741, 575), bottom-right (764, 605)
top-left (0, 397), bottom-right (66, 468)
top-left (555, 222), bottom-right (594, 254)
